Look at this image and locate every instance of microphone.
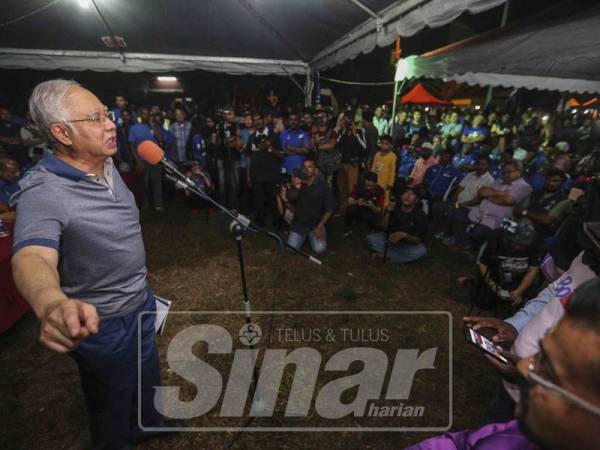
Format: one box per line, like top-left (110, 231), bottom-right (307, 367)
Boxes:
top-left (137, 140), bottom-right (195, 190)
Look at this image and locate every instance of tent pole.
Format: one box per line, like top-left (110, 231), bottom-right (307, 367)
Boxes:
top-left (391, 80), bottom-right (399, 125)
top-left (391, 79), bottom-right (405, 126)
top-left (305, 66), bottom-right (312, 107)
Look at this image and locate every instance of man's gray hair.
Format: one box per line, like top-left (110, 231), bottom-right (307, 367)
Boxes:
top-left (28, 79), bottom-right (80, 143)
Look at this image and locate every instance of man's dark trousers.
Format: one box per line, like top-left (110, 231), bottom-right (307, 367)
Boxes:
top-left (252, 181), bottom-right (278, 226)
top-left (451, 206), bottom-right (493, 250)
top-left (71, 291), bottom-right (164, 449)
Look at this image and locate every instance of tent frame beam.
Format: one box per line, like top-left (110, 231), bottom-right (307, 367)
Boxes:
top-left (348, 0), bottom-right (380, 19)
top-left (90, 0), bottom-right (126, 63)
top-left (0, 48), bottom-right (308, 74)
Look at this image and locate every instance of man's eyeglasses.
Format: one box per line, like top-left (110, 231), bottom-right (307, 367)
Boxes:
top-left (527, 353), bottom-right (600, 417)
top-left (66, 109), bottom-right (115, 125)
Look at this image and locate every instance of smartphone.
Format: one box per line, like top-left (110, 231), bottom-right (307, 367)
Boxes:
top-left (465, 327), bottom-right (508, 364)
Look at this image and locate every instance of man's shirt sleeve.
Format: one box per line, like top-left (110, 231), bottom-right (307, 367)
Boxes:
top-left (324, 185), bottom-right (337, 212)
top-left (12, 181), bottom-right (67, 253)
top-left (511, 181), bottom-right (533, 204)
top-left (504, 284), bottom-right (555, 332)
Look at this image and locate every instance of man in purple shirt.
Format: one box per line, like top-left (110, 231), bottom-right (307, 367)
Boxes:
top-left (451, 160), bottom-right (532, 249)
top-left (406, 279), bottom-right (600, 450)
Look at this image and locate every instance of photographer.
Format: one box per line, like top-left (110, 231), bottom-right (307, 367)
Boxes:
top-left (344, 171), bottom-right (384, 236)
top-left (216, 107), bottom-right (243, 208)
top-left (287, 159), bottom-right (336, 255)
top-left (246, 135), bottom-right (283, 226)
top-left (336, 114), bottom-right (366, 214)
top-left (276, 169), bottom-right (302, 227)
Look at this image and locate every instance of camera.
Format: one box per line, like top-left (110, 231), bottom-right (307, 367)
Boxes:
top-left (500, 218), bottom-right (518, 235)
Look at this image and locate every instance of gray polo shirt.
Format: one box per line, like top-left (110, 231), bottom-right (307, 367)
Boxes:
top-left (11, 151), bottom-right (147, 319)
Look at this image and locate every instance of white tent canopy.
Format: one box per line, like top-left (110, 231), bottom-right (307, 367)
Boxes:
top-left (0, 0), bottom-right (507, 75)
top-left (395, 4), bottom-right (600, 93)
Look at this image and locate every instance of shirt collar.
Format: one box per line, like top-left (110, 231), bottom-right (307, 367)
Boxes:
top-left (40, 150), bottom-right (87, 181)
top-left (40, 150), bottom-right (114, 182)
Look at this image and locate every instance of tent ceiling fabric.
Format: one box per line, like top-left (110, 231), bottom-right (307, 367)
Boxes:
top-left (0, 0), bottom-right (505, 74)
top-left (399, 5), bottom-right (600, 93)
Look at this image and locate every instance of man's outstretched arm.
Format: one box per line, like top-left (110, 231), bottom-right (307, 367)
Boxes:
top-left (12, 246), bottom-right (99, 353)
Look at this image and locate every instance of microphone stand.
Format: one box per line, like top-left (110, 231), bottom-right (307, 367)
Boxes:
top-left (163, 163), bottom-right (321, 415)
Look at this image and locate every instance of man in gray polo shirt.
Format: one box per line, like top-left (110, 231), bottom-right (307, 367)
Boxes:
top-left (11, 79), bottom-right (167, 448)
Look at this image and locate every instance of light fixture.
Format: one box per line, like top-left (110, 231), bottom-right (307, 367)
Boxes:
top-left (78, 0), bottom-right (91, 9)
top-left (542, 115), bottom-right (549, 122)
top-left (572, 109), bottom-right (577, 114)
top-left (157, 76), bottom-right (177, 82)
top-left (474, 105), bottom-right (481, 110)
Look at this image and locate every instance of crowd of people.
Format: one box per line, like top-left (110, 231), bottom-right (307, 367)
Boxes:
top-left (1, 84), bottom-right (600, 449)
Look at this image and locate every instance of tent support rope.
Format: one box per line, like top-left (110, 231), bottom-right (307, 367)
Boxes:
top-left (319, 76), bottom-right (394, 86)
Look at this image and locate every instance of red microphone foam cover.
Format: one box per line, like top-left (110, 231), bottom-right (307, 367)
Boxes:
top-left (137, 140), bottom-right (164, 165)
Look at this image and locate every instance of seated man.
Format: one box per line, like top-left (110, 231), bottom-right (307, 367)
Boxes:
top-left (408, 279), bottom-right (600, 450)
top-left (408, 142), bottom-right (437, 187)
top-left (344, 171), bottom-right (385, 236)
top-left (451, 160), bottom-right (532, 250)
top-left (463, 222), bottom-right (600, 422)
top-left (513, 168), bottom-right (567, 245)
top-left (424, 149), bottom-right (463, 235)
top-left (475, 218), bottom-right (541, 309)
top-left (366, 187), bottom-right (427, 264)
top-left (0, 158), bottom-right (20, 219)
top-left (287, 159), bottom-right (336, 255)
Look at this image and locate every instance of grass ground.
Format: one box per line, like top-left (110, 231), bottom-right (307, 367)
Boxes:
top-left (0, 203), bottom-right (500, 449)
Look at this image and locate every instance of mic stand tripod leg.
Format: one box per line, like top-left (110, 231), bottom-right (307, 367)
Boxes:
top-left (230, 222), bottom-right (266, 415)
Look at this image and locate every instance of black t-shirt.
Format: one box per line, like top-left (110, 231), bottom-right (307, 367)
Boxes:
top-left (529, 190), bottom-right (567, 238)
top-left (291, 177), bottom-right (337, 234)
top-left (389, 205), bottom-right (428, 241)
top-left (217, 122), bottom-right (239, 161)
top-left (245, 128), bottom-right (281, 153)
top-left (337, 131), bottom-right (364, 164)
top-left (249, 148), bottom-right (282, 183)
top-left (481, 237), bottom-right (541, 291)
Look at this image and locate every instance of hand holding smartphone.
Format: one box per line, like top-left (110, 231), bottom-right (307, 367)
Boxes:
top-left (465, 326), bottom-right (508, 364)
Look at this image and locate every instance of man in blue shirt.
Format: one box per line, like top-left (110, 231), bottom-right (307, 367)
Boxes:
top-left (0, 158), bottom-right (20, 214)
top-left (425, 149), bottom-right (464, 235)
top-left (461, 114), bottom-right (489, 150)
top-left (452, 144), bottom-right (478, 172)
top-left (280, 113), bottom-right (311, 174)
top-left (168, 107), bottom-right (191, 163)
top-left (129, 107), bottom-right (175, 211)
top-left (111, 95), bottom-right (135, 128)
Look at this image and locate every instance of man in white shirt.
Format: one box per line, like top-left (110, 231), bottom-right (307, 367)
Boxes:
top-left (455, 155), bottom-right (495, 207)
top-left (373, 106), bottom-right (389, 136)
top-left (436, 155), bottom-right (494, 240)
